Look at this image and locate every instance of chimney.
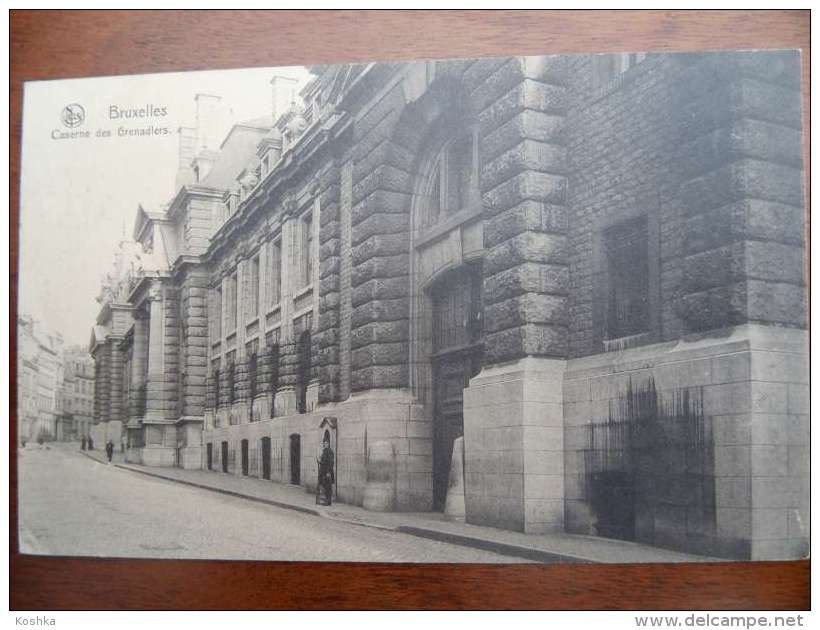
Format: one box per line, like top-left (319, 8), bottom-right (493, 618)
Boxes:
top-left (175, 126), bottom-right (197, 190)
top-left (194, 93), bottom-right (222, 153)
top-left (270, 75), bottom-right (298, 123)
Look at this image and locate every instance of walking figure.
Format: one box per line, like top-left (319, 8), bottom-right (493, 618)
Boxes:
top-left (316, 431), bottom-right (335, 506)
top-left (87, 436), bottom-right (94, 451)
top-left (105, 440), bottom-right (114, 464)
top-left (81, 436), bottom-right (87, 451)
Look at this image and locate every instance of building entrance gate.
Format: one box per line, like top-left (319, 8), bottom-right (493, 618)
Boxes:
top-left (429, 265), bottom-right (483, 511)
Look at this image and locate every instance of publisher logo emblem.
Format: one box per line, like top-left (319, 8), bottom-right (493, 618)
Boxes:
top-left (60, 104), bottom-right (85, 128)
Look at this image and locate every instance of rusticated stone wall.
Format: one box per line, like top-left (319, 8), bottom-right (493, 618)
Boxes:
top-left (673, 51), bottom-right (805, 334)
top-left (471, 56), bottom-right (571, 365)
top-left (564, 51), bottom-right (806, 359)
top-left (179, 267), bottom-right (209, 417)
top-left (316, 163), bottom-right (342, 404)
top-left (349, 77), bottom-right (414, 392)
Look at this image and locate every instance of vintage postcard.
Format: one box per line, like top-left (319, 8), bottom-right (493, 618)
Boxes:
top-left (16, 50), bottom-right (808, 563)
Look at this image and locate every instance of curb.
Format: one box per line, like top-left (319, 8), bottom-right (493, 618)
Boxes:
top-left (77, 449), bottom-right (594, 564)
top-left (112, 462), bottom-right (321, 517)
top-left (395, 526), bottom-right (593, 564)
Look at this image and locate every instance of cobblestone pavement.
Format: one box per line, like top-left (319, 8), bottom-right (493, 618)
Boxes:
top-left (17, 445), bottom-right (529, 563)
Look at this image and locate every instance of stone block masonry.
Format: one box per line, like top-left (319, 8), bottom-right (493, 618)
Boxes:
top-left (91, 52), bottom-right (806, 560)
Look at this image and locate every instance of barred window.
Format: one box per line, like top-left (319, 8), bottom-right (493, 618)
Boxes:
top-left (247, 339), bottom-right (259, 405)
top-left (604, 217), bottom-right (649, 340)
top-left (269, 343), bottom-right (279, 418)
top-left (212, 359), bottom-right (221, 409)
top-left (226, 351), bottom-right (236, 405)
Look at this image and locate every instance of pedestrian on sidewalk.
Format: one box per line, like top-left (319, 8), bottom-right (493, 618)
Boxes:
top-left (317, 431), bottom-right (335, 506)
top-left (120, 433), bottom-right (126, 454)
top-left (81, 436), bottom-right (86, 451)
top-left (88, 436), bottom-right (94, 451)
top-left (105, 440), bottom-right (114, 464)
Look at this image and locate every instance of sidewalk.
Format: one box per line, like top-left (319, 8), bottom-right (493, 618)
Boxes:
top-left (75, 443), bottom-right (715, 564)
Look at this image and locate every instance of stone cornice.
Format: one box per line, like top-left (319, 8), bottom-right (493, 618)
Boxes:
top-left (170, 254), bottom-right (205, 279)
top-left (167, 183), bottom-right (226, 222)
top-left (128, 271), bottom-right (171, 307)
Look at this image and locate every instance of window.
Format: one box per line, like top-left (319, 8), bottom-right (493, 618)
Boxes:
top-left (268, 342), bottom-right (279, 419)
top-left (227, 273), bottom-right (238, 332)
top-left (248, 256), bottom-right (260, 320)
top-left (301, 213), bottom-right (314, 288)
top-left (603, 217), bottom-right (649, 340)
top-left (592, 52), bottom-right (648, 90)
top-left (226, 351), bottom-right (236, 405)
top-left (247, 340), bottom-right (259, 406)
top-left (424, 130), bottom-right (479, 227)
top-left (212, 287), bottom-right (222, 339)
top-left (268, 239), bottom-right (282, 306)
top-left (212, 359), bottom-right (221, 409)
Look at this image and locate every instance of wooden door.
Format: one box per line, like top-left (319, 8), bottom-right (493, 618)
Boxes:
top-left (430, 264), bottom-right (483, 511)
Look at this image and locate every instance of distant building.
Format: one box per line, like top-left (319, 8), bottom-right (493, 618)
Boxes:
top-left (56, 346), bottom-right (96, 441)
top-left (90, 52), bottom-right (808, 560)
top-left (18, 316), bottom-right (64, 443)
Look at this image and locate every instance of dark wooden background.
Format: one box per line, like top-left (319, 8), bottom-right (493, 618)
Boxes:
top-left (10, 10), bottom-right (810, 610)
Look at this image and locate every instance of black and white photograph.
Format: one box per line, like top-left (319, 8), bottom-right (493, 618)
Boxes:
top-left (16, 48), bottom-right (808, 566)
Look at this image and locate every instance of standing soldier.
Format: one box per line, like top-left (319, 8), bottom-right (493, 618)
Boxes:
top-left (317, 431), bottom-right (335, 506)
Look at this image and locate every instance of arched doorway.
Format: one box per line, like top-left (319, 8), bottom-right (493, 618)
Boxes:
top-left (429, 264), bottom-right (483, 510)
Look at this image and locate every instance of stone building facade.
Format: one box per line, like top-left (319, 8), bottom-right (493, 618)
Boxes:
top-left (91, 51), bottom-right (807, 560)
top-left (18, 315), bottom-right (64, 443)
top-left (56, 346), bottom-right (96, 442)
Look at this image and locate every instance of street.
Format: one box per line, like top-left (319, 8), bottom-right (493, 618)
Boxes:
top-left (17, 445), bottom-right (528, 563)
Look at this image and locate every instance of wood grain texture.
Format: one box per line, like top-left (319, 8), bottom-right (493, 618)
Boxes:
top-left (10, 9), bottom-right (810, 611)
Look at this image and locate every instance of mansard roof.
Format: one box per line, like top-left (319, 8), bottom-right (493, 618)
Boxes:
top-left (202, 117), bottom-right (272, 189)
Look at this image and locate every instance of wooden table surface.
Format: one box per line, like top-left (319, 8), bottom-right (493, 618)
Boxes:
top-left (10, 10), bottom-right (810, 610)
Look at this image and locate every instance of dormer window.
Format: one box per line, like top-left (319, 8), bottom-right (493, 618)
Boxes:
top-left (423, 128), bottom-right (480, 228)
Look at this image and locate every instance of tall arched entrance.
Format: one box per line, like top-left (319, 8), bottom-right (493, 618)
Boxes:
top-left (429, 264), bottom-right (483, 510)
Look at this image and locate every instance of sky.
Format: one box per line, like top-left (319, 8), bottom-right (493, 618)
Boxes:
top-left (18, 64), bottom-right (312, 347)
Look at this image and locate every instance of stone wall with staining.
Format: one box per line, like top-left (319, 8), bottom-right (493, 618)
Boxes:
top-left (560, 50), bottom-right (807, 560)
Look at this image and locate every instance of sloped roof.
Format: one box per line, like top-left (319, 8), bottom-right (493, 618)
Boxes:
top-left (201, 117), bottom-right (273, 190)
